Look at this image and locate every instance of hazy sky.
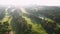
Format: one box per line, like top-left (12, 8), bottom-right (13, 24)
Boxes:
top-left (0, 0), bottom-right (60, 6)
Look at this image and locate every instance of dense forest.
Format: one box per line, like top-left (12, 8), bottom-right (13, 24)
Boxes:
top-left (0, 6), bottom-right (60, 34)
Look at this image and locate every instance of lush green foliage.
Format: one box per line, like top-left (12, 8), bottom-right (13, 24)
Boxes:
top-left (0, 6), bottom-right (60, 34)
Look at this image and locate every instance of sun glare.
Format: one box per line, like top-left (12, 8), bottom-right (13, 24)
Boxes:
top-left (0, 0), bottom-right (60, 7)
top-left (0, 0), bottom-right (35, 7)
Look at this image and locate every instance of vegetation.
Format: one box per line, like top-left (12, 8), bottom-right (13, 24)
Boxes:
top-left (0, 6), bottom-right (60, 34)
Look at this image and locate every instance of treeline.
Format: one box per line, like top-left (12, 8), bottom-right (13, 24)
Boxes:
top-left (0, 6), bottom-right (60, 34)
top-left (24, 6), bottom-right (60, 34)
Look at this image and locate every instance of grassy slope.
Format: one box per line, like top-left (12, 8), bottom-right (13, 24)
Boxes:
top-left (22, 16), bottom-right (48, 34)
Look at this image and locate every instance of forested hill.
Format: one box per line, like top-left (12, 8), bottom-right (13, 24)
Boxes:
top-left (0, 6), bottom-right (60, 34)
top-left (24, 6), bottom-right (60, 22)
